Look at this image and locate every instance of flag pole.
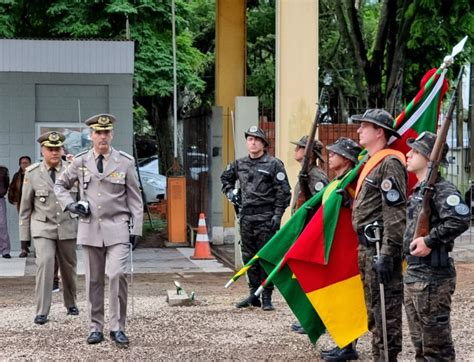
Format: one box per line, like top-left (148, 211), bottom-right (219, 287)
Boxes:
top-left (224, 255), bottom-right (260, 288)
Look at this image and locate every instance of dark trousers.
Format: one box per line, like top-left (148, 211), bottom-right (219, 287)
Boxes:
top-left (358, 245), bottom-right (402, 361)
top-left (240, 215), bottom-right (275, 291)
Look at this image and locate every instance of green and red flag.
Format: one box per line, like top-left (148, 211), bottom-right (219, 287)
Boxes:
top-left (390, 68), bottom-right (449, 188)
top-left (257, 190), bottom-right (327, 344)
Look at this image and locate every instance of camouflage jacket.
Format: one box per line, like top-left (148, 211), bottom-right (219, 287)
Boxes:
top-left (221, 152), bottom-right (291, 218)
top-left (352, 154), bottom-right (407, 257)
top-left (403, 175), bottom-right (470, 281)
top-left (290, 164), bottom-right (328, 215)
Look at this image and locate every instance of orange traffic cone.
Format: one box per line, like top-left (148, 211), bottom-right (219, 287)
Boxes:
top-left (191, 213), bottom-right (215, 260)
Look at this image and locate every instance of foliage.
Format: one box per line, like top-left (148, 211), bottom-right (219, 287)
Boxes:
top-left (247, 0), bottom-right (275, 109)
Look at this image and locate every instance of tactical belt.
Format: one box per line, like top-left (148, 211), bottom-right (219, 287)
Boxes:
top-left (406, 246), bottom-right (449, 267)
top-left (240, 205), bottom-right (274, 216)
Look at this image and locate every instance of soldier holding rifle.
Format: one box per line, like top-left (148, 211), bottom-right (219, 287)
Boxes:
top-left (404, 79), bottom-right (469, 360)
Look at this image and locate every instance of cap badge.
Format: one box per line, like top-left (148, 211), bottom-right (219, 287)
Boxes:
top-left (249, 126), bottom-right (258, 132)
top-left (98, 116), bottom-right (110, 125)
top-left (49, 132), bottom-right (60, 142)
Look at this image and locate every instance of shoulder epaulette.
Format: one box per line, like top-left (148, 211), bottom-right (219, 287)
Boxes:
top-left (119, 150), bottom-right (134, 160)
top-left (74, 149), bottom-right (89, 158)
top-left (26, 162), bottom-right (41, 172)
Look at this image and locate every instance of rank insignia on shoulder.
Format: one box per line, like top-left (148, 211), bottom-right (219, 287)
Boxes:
top-left (446, 194), bottom-right (460, 207)
top-left (276, 172), bottom-right (286, 181)
top-left (454, 203), bottom-right (470, 216)
top-left (315, 181), bottom-right (324, 192)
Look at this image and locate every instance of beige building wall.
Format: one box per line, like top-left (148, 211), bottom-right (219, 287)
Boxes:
top-left (215, 0), bottom-right (246, 227)
top-left (275, 0), bottom-right (319, 222)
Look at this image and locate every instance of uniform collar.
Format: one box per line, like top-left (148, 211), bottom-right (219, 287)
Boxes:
top-left (42, 161), bottom-right (61, 172)
top-left (93, 148), bottom-right (111, 161)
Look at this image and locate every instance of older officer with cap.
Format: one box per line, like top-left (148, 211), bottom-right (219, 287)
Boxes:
top-left (290, 136), bottom-right (328, 215)
top-left (351, 109), bottom-right (407, 361)
top-left (221, 126), bottom-right (291, 311)
top-left (404, 131), bottom-right (469, 360)
top-left (54, 114), bottom-right (143, 347)
top-left (19, 131), bottom-right (79, 325)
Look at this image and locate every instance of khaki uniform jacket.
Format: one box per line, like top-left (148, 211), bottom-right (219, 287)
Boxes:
top-left (54, 148), bottom-right (143, 247)
top-left (19, 161), bottom-right (78, 241)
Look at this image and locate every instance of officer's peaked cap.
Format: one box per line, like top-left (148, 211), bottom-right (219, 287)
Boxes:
top-left (37, 131), bottom-right (65, 148)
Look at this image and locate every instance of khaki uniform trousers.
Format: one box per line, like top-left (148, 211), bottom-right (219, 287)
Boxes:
top-left (33, 237), bottom-right (77, 316)
top-left (82, 243), bottom-right (129, 333)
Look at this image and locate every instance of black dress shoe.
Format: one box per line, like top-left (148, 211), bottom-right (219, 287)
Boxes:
top-left (34, 315), bottom-right (47, 325)
top-left (2, 254), bottom-right (11, 259)
top-left (320, 346), bottom-right (359, 361)
top-left (67, 306), bottom-right (79, 315)
top-left (87, 331), bottom-right (104, 345)
top-left (110, 331), bottom-right (129, 347)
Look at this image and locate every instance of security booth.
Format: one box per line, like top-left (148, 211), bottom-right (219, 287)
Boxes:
top-left (0, 38), bottom-right (135, 251)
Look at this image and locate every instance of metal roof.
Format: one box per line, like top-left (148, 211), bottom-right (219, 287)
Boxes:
top-left (0, 39), bottom-right (134, 74)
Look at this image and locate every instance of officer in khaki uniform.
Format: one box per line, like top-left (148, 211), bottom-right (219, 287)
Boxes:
top-left (19, 131), bottom-right (79, 325)
top-left (54, 114), bottom-right (143, 347)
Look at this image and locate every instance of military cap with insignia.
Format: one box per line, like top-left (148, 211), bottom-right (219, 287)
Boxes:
top-left (291, 135), bottom-right (324, 162)
top-left (37, 131), bottom-right (65, 148)
top-left (85, 113), bottom-right (116, 131)
top-left (326, 137), bottom-right (362, 164)
top-left (407, 131), bottom-right (449, 165)
top-left (244, 126), bottom-right (268, 146)
top-left (351, 108), bottom-right (401, 139)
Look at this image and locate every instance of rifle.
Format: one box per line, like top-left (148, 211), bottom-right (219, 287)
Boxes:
top-left (295, 90), bottom-right (325, 208)
top-left (414, 68), bottom-right (463, 240)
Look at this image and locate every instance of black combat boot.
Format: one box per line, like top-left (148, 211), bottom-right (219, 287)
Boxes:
top-left (235, 288), bottom-right (261, 308)
top-left (261, 289), bottom-right (274, 311)
top-left (320, 342), bottom-right (358, 361)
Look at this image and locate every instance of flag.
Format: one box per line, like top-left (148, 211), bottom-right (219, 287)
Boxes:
top-left (257, 191), bottom-right (327, 344)
top-left (283, 165), bottom-right (367, 348)
top-left (390, 67), bottom-right (449, 189)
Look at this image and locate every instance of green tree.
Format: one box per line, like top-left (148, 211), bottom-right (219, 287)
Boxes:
top-left (325, 0), bottom-right (473, 116)
top-left (0, 0), bottom-right (212, 172)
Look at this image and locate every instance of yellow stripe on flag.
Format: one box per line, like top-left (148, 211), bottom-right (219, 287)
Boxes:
top-left (306, 275), bottom-right (368, 348)
top-left (322, 179), bottom-right (340, 204)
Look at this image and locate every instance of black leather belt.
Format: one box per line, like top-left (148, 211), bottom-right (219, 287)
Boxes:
top-left (240, 205), bottom-right (274, 216)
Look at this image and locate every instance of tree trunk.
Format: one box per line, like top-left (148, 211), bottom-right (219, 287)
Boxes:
top-left (150, 95), bottom-right (174, 176)
top-left (385, 0), bottom-right (417, 113)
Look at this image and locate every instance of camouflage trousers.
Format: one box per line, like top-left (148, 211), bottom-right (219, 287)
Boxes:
top-left (240, 215), bottom-right (275, 291)
top-left (404, 276), bottom-right (456, 361)
top-left (358, 245), bottom-right (403, 361)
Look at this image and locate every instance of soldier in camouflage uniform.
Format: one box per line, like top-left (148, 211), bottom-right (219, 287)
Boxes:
top-left (289, 136), bottom-right (328, 215)
top-left (404, 131), bottom-right (470, 361)
top-left (221, 126), bottom-right (291, 311)
top-left (351, 109), bottom-right (407, 361)
top-left (319, 137), bottom-right (363, 361)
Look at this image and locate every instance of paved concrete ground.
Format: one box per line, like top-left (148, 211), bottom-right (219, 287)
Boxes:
top-left (0, 247), bottom-right (233, 278)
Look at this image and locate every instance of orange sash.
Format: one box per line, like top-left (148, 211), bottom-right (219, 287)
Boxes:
top-left (354, 149), bottom-right (406, 199)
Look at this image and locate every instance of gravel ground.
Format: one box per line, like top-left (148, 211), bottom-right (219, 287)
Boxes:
top-left (1, 263), bottom-right (473, 360)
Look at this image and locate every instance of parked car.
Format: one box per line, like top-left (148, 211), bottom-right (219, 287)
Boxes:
top-left (138, 156), bottom-right (166, 202)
